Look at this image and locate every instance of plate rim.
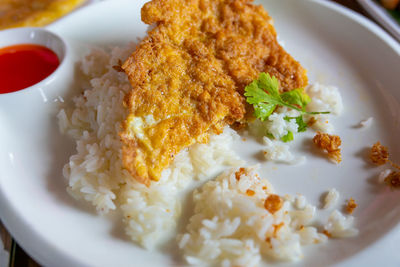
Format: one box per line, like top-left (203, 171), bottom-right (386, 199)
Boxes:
top-left (356, 0), bottom-right (400, 42)
top-left (1, 0), bottom-right (400, 266)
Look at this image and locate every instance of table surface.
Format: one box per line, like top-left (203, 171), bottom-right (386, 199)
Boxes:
top-left (0, 0), bottom-right (392, 266)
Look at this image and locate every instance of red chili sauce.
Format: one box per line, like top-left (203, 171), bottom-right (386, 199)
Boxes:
top-left (0, 44), bottom-right (60, 94)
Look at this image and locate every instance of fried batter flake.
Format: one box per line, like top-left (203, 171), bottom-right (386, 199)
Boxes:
top-left (121, 0), bottom-right (308, 185)
top-left (264, 194), bottom-right (283, 214)
top-left (322, 230), bottom-right (332, 238)
top-left (235, 167), bottom-right (246, 181)
top-left (384, 171), bottom-right (400, 189)
top-left (246, 189), bottom-right (255, 196)
top-left (345, 198), bottom-right (357, 214)
top-left (307, 117), bottom-right (317, 127)
top-left (313, 132), bottom-right (342, 163)
top-left (370, 142), bottom-right (389, 166)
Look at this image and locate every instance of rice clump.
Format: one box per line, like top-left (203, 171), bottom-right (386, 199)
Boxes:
top-left (305, 83), bottom-right (343, 133)
top-left (322, 188), bottom-right (340, 209)
top-left (178, 167), bottom-right (357, 267)
top-left (359, 117), bottom-right (373, 129)
top-left (57, 45), bottom-right (243, 249)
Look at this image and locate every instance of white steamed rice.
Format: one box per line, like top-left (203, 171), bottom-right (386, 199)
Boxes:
top-left (324, 210), bottom-right (358, 238)
top-left (178, 167), bottom-right (357, 266)
top-left (323, 188), bottom-right (340, 209)
top-left (305, 83), bottom-right (343, 133)
top-left (359, 117), bottom-right (373, 129)
top-left (58, 45), bottom-right (243, 249)
top-left (262, 136), bottom-right (305, 165)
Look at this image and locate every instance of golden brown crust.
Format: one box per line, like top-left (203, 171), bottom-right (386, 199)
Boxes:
top-left (0, 0), bottom-right (85, 30)
top-left (121, 0), bottom-right (308, 185)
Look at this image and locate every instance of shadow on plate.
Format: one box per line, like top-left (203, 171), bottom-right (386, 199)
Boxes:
top-left (44, 62), bottom-right (97, 215)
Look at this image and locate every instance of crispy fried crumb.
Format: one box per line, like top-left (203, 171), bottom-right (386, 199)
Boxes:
top-left (231, 121), bottom-right (247, 131)
top-left (264, 194), bottom-right (283, 214)
top-left (369, 141), bottom-right (400, 174)
top-left (265, 237), bottom-right (272, 248)
top-left (314, 238), bottom-right (322, 244)
top-left (235, 167), bottom-right (246, 181)
top-left (370, 142), bottom-right (389, 165)
top-left (112, 59), bottom-right (124, 72)
top-left (384, 171), bottom-right (400, 189)
top-left (313, 132), bottom-right (342, 163)
top-left (322, 230), bottom-right (332, 238)
top-left (246, 189), bottom-right (255, 196)
top-left (307, 117), bottom-right (317, 127)
top-left (389, 160), bottom-right (400, 170)
top-left (273, 222), bottom-right (284, 237)
top-left (346, 198), bottom-right (357, 214)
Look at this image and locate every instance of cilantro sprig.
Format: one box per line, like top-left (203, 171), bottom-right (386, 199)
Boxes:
top-left (266, 116), bottom-right (307, 142)
top-left (244, 72), bottom-right (329, 122)
top-left (285, 116), bottom-right (307, 133)
top-left (244, 72), bottom-right (330, 142)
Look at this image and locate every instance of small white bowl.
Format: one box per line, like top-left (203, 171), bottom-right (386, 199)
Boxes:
top-left (0, 27), bottom-right (71, 105)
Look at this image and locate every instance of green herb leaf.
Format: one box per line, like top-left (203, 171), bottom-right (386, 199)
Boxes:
top-left (254, 103), bottom-right (276, 121)
top-left (281, 88), bottom-right (311, 111)
top-left (244, 79), bottom-right (282, 106)
top-left (281, 131), bottom-right (294, 142)
top-left (295, 116), bottom-right (308, 132)
top-left (258, 72), bottom-right (280, 98)
top-left (266, 132), bottom-right (275, 140)
top-left (285, 116), bottom-right (308, 133)
top-left (245, 72), bottom-right (330, 121)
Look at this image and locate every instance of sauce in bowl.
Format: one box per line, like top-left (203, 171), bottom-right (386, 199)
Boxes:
top-left (0, 44), bottom-right (60, 94)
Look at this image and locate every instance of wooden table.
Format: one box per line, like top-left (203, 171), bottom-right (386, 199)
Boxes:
top-left (0, 1), bottom-right (383, 266)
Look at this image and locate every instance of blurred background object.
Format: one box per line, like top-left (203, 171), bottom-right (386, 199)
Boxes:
top-left (0, 0), bottom-right (87, 30)
top-left (356, 0), bottom-right (400, 41)
top-left (1, 221), bottom-right (11, 267)
top-left (380, 0), bottom-right (400, 10)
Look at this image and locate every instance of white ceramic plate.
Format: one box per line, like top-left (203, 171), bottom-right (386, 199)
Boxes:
top-left (1, 0), bottom-right (400, 266)
top-left (356, 0), bottom-right (400, 42)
